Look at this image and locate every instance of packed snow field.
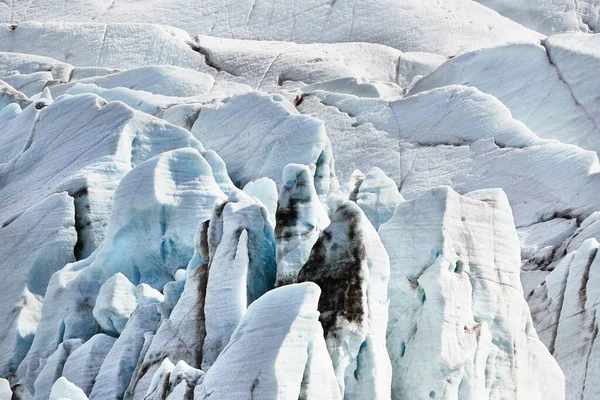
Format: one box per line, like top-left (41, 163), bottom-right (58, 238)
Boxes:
top-left (0, 1), bottom-right (599, 399)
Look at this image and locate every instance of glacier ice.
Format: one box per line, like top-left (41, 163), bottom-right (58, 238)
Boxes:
top-left (194, 282), bottom-right (340, 400)
top-left (49, 377), bottom-right (88, 400)
top-left (0, 2), bottom-right (598, 399)
top-left (275, 164), bottom-right (330, 285)
top-left (298, 201), bottom-right (392, 399)
top-left (201, 189), bottom-right (276, 369)
top-left (379, 187), bottom-right (564, 399)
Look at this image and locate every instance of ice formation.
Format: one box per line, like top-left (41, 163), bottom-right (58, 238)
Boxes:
top-left (0, 1), bottom-right (598, 399)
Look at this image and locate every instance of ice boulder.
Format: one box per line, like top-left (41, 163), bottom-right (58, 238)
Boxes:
top-left (194, 282), bottom-right (341, 400)
top-left (298, 201), bottom-right (392, 399)
top-left (49, 377), bottom-right (88, 400)
top-left (275, 164), bottom-right (330, 285)
top-left (379, 186), bottom-right (564, 400)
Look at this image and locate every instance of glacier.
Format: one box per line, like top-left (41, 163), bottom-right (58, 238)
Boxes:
top-left (0, 1), bottom-right (599, 399)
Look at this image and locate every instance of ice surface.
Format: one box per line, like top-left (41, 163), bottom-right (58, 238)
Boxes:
top-left (379, 187), bottom-right (564, 399)
top-left (0, 1), bottom-right (542, 56)
top-left (202, 189), bottom-right (276, 369)
top-left (49, 377), bottom-right (88, 400)
top-left (275, 164), bottom-right (330, 285)
top-left (192, 92), bottom-right (337, 192)
top-left (528, 238), bottom-right (600, 400)
top-left (298, 201), bottom-right (392, 399)
top-left (410, 42), bottom-right (600, 155)
top-left (195, 282), bottom-right (340, 400)
top-left (0, 2), bottom-right (595, 398)
top-left (92, 273), bottom-right (138, 336)
top-left (0, 193), bottom-right (76, 379)
top-left (61, 334), bottom-right (116, 396)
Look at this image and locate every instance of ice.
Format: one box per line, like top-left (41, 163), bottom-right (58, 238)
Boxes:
top-left (379, 187), bottom-right (564, 399)
top-left (194, 282), bottom-right (340, 400)
top-left (15, 148), bottom-right (226, 392)
top-left (0, 193), bottom-right (76, 379)
top-left (61, 334), bottom-right (116, 396)
top-left (474, 0), bottom-right (585, 34)
top-left (351, 167), bottom-right (404, 230)
top-left (298, 201), bottom-right (392, 399)
top-left (528, 238), bottom-right (600, 400)
top-left (0, 2), bottom-right (541, 56)
top-left (32, 339), bottom-right (84, 400)
top-left (130, 265), bottom-right (209, 398)
top-left (92, 273), bottom-right (138, 336)
top-left (192, 92), bottom-right (337, 193)
top-left (243, 177), bottom-right (278, 219)
top-left (49, 377), bottom-right (88, 400)
top-left (89, 305), bottom-right (161, 400)
top-left (202, 190), bottom-right (276, 369)
top-left (409, 42), bottom-right (600, 155)
top-left (0, 379), bottom-right (11, 399)
top-left (275, 164), bottom-right (330, 285)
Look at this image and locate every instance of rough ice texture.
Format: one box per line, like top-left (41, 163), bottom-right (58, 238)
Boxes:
top-left (202, 189), bottom-right (276, 369)
top-left (192, 91), bottom-right (337, 193)
top-left (528, 238), bottom-right (600, 400)
top-left (298, 201), bottom-right (392, 399)
top-left (129, 265), bottom-right (208, 399)
top-left (0, 193), bottom-right (76, 380)
top-left (275, 164), bottom-right (330, 285)
top-left (0, 1), bottom-right (542, 56)
top-left (61, 334), bottom-right (116, 396)
top-left (15, 148), bottom-right (225, 393)
top-left (379, 186), bottom-right (564, 400)
top-left (89, 305), bottom-right (161, 400)
top-left (194, 282), bottom-right (341, 400)
top-left (409, 42), bottom-right (600, 156)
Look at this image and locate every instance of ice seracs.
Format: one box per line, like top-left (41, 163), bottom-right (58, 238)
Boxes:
top-left (379, 186), bottom-right (564, 400)
top-left (528, 238), bottom-right (600, 400)
top-left (275, 164), bottom-right (330, 286)
top-left (201, 189), bottom-right (276, 370)
top-left (191, 91), bottom-right (337, 193)
top-left (298, 201), bottom-right (392, 399)
top-left (194, 282), bottom-right (341, 400)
